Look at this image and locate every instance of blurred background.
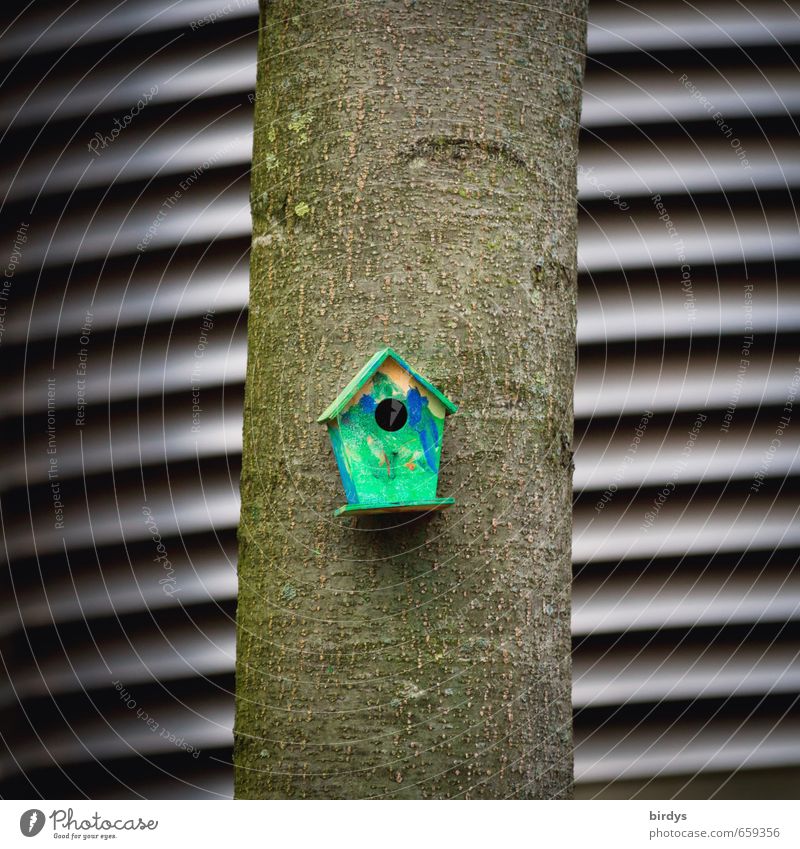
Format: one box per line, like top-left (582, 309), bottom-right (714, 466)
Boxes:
top-left (1, 0), bottom-right (799, 799)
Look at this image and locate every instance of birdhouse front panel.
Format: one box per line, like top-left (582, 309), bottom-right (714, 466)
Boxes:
top-left (318, 348), bottom-right (457, 516)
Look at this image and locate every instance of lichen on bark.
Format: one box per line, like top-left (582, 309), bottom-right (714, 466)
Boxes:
top-left (235, 0), bottom-right (588, 799)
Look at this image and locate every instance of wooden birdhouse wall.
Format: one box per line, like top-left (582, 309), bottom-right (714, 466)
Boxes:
top-left (329, 362), bottom-right (446, 507)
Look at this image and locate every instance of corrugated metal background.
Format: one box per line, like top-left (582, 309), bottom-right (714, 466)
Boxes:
top-left (1, 0), bottom-right (798, 799)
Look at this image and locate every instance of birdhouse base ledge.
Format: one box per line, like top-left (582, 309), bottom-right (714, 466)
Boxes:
top-left (334, 498), bottom-right (455, 517)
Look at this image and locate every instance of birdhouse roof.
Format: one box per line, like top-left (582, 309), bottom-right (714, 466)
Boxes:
top-left (318, 347), bottom-right (458, 423)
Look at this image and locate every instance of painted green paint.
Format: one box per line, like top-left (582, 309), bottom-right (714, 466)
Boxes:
top-left (334, 498), bottom-right (455, 517)
top-left (320, 350), bottom-right (456, 514)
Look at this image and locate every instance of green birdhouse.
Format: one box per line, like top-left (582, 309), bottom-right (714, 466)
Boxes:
top-left (318, 347), bottom-right (457, 516)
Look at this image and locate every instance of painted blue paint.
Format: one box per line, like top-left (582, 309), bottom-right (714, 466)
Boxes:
top-left (406, 387), bottom-right (426, 427)
top-left (419, 421), bottom-right (439, 473)
top-left (359, 394), bottom-right (376, 413)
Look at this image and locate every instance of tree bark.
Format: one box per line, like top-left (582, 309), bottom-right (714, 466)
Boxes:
top-left (235, 0), bottom-right (587, 799)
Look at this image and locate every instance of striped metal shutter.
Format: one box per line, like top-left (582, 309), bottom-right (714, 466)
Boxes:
top-left (1, 0), bottom-right (798, 799)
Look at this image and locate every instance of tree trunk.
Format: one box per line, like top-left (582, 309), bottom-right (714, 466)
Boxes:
top-left (235, 0), bottom-right (587, 799)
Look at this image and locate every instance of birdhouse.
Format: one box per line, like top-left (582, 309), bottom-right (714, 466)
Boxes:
top-left (318, 347), bottom-right (457, 516)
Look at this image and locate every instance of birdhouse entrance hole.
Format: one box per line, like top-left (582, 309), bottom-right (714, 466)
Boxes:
top-left (375, 398), bottom-right (407, 432)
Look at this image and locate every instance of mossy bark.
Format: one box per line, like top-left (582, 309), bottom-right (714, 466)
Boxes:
top-left (235, 0), bottom-right (587, 799)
